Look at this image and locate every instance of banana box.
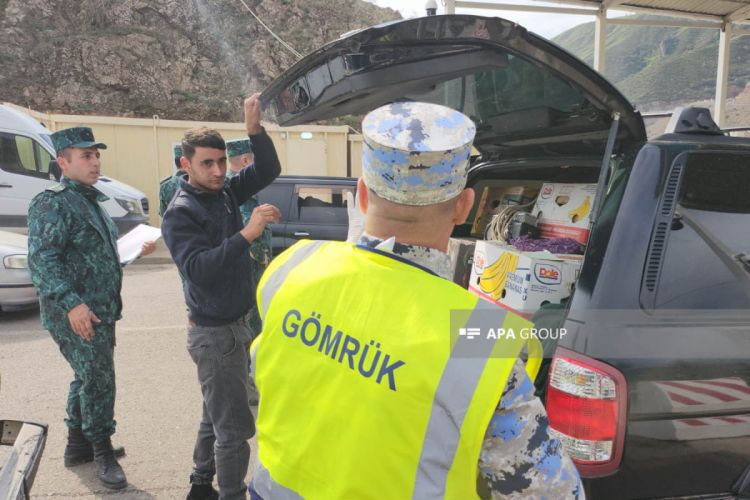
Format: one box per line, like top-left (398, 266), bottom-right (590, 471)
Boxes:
top-left (468, 240), bottom-right (582, 316)
top-left (531, 183), bottom-right (598, 245)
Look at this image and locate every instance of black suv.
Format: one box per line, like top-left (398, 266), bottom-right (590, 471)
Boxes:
top-left (260, 15), bottom-right (750, 499)
top-left (256, 175), bottom-right (356, 254)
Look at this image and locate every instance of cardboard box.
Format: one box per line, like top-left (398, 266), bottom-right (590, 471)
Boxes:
top-left (447, 238), bottom-right (476, 289)
top-left (468, 240), bottom-right (582, 316)
top-left (531, 183), bottom-right (598, 245)
top-left (471, 185), bottom-right (539, 236)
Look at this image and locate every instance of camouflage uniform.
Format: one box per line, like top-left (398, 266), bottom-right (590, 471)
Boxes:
top-left (226, 138), bottom-right (273, 337)
top-left (159, 170), bottom-right (187, 217)
top-left (225, 169), bottom-right (272, 255)
top-left (158, 143), bottom-right (186, 218)
top-left (28, 173), bottom-right (122, 443)
top-left (357, 233), bottom-right (583, 499)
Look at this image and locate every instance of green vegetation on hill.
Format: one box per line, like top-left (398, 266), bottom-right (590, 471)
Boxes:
top-left (553, 16), bottom-right (750, 109)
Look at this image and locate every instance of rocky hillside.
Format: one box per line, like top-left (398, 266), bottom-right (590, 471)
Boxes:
top-left (0, 0), bottom-right (399, 121)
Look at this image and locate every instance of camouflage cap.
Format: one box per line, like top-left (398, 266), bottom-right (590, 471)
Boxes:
top-left (51, 127), bottom-right (107, 154)
top-left (226, 138), bottom-right (252, 158)
top-left (362, 102), bottom-right (475, 206)
top-left (173, 142), bottom-right (183, 160)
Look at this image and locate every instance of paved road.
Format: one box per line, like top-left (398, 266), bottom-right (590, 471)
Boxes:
top-left (0, 264), bottom-right (257, 498)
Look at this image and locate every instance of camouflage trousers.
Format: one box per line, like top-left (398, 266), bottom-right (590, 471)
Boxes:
top-left (244, 304), bottom-right (262, 341)
top-left (246, 257), bottom-right (267, 341)
top-left (49, 322), bottom-right (117, 443)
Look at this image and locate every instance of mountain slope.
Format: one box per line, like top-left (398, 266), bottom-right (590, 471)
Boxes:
top-left (553, 17), bottom-right (750, 109)
top-left (0, 0), bottom-right (399, 121)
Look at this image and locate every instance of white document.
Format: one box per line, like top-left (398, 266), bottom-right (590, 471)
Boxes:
top-left (117, 224), bottom-right (162, 265)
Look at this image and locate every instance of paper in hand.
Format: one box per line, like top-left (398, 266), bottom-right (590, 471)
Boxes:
top-left (117, 224), bottom-right (162, 265)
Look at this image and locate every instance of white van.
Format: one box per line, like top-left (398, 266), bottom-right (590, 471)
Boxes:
top-left (0, 104), bottom-right (149, 235)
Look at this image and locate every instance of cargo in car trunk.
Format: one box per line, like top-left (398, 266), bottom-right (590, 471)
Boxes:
top-left (448, 160), bottom-right (604, 316)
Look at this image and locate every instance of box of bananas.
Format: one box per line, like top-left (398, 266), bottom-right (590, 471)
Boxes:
top-left (468, 240), bottom-right (582, 316)
top-left (531, 183), bottom-right (598, 245)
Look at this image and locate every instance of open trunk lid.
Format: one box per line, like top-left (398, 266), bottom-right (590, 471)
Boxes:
top-left (261, 15), bottom-right (646, 158)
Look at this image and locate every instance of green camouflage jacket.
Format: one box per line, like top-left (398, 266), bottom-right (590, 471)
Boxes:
top-left (27, 178), bottom-right (123, 330)
top-left (159, 170), bottom-right (187, 217)
top-left (226, 169), bottom-right (273, 272)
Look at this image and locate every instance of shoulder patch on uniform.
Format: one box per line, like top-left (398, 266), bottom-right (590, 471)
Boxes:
top-left (46, 183), bottom-right (67, 193)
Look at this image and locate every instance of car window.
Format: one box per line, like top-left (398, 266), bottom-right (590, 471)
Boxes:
top-left (35, 141), bottom-right (52, 176)
top-left (474, 56), bottom-right (585, 119)
top-left (295, 185), bottom-right (353, 225)
top-left (0, 132), bottom-right (52, 178)
top-left (392, 53), bottom-right (597, 141)
top-left (257, 183), bottom-right (292, 221)
top-left (655, 152), bottom-right (750, 310)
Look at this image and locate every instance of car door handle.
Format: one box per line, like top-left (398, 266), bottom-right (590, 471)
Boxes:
top-left (294, 231), bottom-right (310, 237)
top-left (0, 182), bottom-right (12, 187)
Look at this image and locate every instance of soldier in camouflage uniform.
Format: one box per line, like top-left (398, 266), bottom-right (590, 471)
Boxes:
top-left (225, 138), bottom-right (272, 337)
top-left (159, 143), bottom-right (188, 217)
top-left (225, 138), bottom-right (272, 406)
top-left (27, 127), bottom-right (154, 491)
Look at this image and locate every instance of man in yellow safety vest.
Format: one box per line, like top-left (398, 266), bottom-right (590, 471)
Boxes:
top-left (249, 102), bottom-right (583, 499)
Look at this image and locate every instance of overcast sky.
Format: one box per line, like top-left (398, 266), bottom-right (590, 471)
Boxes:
top-left (363, 0), bottom-right (628, 39)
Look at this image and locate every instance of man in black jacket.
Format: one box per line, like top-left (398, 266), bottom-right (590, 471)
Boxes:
top-left (162, 94), bottom-right (281, 500)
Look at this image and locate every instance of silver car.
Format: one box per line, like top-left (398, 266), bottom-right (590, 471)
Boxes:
top-left (0, 230), bottom-right (37, 311)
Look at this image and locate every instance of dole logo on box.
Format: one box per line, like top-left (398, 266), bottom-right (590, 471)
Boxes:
top-left (535, 263), bottom-right (561, 285)
top-left (473, 251), bottom-right (487, 274)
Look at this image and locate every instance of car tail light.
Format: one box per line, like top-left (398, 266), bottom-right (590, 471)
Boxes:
top-left (546, 348), bottom-right (627, 477)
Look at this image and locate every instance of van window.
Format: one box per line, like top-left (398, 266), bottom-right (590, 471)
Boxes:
top-left (655, 153), bottom-right (750, 310)
top-left (0, 132), bottom-right (53, 178)
top-left (296, 185), bottom-right (353, 224)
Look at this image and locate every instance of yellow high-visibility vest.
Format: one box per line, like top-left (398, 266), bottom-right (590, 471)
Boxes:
top-left (252, 240), bottom-right (533, 499)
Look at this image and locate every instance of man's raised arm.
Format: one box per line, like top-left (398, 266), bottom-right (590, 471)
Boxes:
top-left (231, 93), bottom-right (281, 204)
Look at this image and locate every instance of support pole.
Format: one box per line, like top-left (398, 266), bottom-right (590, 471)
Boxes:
top-left (594, 7), bottom-right (608, 74)
top-left (715, 22), bottom-right (733, 128)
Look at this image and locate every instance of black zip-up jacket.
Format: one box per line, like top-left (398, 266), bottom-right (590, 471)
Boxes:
top-left (161, 130), bottom-right (281, 326)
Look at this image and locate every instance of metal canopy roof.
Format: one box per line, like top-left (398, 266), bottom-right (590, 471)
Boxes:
top-left (444, 0), bottom-right (750, 127)
top-left (449, 0), bottom-right (750, 26)
top-left (566, 0), bottom-right (750, 23)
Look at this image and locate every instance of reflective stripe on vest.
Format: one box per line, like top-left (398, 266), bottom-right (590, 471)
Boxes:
top-left (258, 240), bottom-right (327, 318)
top-left (252, 241), bottom-right (532, 499)
top-left (413, 298), bottom-right (508, 498)
top-left (253, 457), bottom-right (302, 500)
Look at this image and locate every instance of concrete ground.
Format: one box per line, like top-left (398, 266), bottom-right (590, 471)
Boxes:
top-left (0, 259), bottom-right (257, 498)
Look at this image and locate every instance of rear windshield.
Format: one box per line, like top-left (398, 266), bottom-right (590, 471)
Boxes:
top-left (655, 152), bottom-right (750, 310)
top-left (426, 54), bottom-right (590, 121)
top-left (392, 54), bottom-right (609, 150)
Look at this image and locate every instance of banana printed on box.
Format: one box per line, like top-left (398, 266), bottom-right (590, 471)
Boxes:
top-left (531, 183), bottom-right (597, 245)
top-left (469, 240), bottom-right (582, 317)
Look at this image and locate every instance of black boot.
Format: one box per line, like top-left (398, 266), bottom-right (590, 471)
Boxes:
top-left (186, 476), bottom-right (219, 500)
top-left (93, 438), bottom-right (127, 490)
top-left (64, 427), bottom-right (126, 467)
